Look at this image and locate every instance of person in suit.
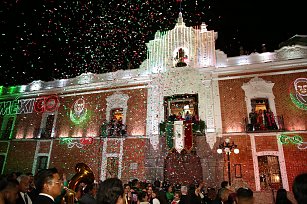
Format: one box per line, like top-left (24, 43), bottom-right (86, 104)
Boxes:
top-left (25, 173), bottom-right (39, 202)
top-left (16, 174), bottom-right (33, 204)
top-left (275, 188), bottom-right (292, 204)
top-left (178, 186), bottom-right (189, 204)
top-left (33, 168), bottom-right (63, 204)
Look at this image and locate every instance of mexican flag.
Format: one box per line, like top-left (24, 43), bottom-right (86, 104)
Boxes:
top-left (165, 121), bottom-right (193, 152)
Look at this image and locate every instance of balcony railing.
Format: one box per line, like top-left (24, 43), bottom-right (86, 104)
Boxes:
top-left (100, 120), bottom-right (127, 138)
top-left (159, 120), bottom-right (206, 135)
top-left (244, 115), bottom-right (285, 132)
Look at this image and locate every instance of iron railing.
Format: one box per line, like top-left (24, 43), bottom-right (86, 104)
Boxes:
top-left (244, 115), bottom-right (285, 132)
top-left (100, 121), bottom-right (127, 138)
top-left (159, 120), bottom-right (206, 135)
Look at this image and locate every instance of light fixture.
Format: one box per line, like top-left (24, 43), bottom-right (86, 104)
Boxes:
top-left (217, 138), bottom-right (239, 185)
top-left (217, 148), bottom-right (223, 154)
top-left (234, 148), bottom-right (240, 154)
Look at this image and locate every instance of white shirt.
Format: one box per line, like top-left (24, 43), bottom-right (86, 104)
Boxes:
top-left (21, 192), bottom-right (32, 204)
top-left (152, 198), bottom-right (160, 204)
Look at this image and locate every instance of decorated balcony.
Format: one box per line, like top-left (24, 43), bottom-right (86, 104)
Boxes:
top-left (100, 120), bottom-right (127, 138)
top-left (159, 120), bottom-right (206, 135)
top-left (159, 120), bottom-right (206, 151)
top-left (244, 115), bottom-right (285, 133)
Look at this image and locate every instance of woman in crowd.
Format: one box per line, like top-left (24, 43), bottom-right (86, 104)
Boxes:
top-left (123, 184), bottom-right (132, 204)
top-left (138, 191), bottom-right (149, 204)
top-left (96, 178), bottom-right (124, 204)
top-left (165, 185), bottom-right (174, 204)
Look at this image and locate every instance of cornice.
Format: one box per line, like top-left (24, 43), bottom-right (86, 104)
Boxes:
top-left (0, 75), bottom-right (151, 100)
top-left (199, 58), bottom-right (307, 80)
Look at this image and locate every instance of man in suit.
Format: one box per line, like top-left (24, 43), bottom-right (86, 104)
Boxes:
top-left (33, 168), bottom-right (63, 204)
top-left (16, 175), bottom-right (33, 204)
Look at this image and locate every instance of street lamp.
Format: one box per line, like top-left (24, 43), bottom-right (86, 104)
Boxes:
top-left (217, 138), bottom-right (239, 185)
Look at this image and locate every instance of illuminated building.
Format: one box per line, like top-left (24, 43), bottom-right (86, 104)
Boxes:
top-left (0, 13), bottom-right (306, 199)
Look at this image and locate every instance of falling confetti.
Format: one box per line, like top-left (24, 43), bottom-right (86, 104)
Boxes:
top-left (1, 0), bottom-right (306, 86)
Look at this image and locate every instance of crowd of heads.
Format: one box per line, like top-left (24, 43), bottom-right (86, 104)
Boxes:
top-left (0, 169), bottom-right (306, 204)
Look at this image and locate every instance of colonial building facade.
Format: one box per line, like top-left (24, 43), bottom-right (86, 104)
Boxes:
top-left (0, 13), bottom-right (306, 196)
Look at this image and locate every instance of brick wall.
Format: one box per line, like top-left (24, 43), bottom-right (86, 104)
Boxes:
top-left (2, 87), bottom-right (148, 182)
top-left (219, 78), bottom-right (249, 133)
top-left (121, 138), bottom-right (147, 183)
top-left (50, 138), bottom-right (102, 181)
top-left (219, 72), bottom-right (307, 133)
top-left (282, 133), bottom-right (307, 192)
top-left (5, 140), bottom-right (36, 174)
top-left (218, 72), bottom-right (307, 193)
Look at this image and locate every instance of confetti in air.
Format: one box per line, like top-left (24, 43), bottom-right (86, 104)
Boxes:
top-left (1, 0), bottom-right (219, 86)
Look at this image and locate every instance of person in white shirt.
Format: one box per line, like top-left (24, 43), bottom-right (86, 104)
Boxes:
top-left (16, 175), bottom-right (33, 204)
top-left (152, 189), bottom-right (160, 204)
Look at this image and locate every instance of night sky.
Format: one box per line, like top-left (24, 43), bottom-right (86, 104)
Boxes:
top-left (1, 0), bottom-right (306, 87)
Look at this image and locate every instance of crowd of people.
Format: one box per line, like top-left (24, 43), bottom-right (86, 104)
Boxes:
top-left (0, 169), bottom-right (306, 204)
top-left (247, 108), bottom-right (279, 132)
top-left (167, 111), bottom-right (199, 123)
top-left (101, 117), bottom-right (127, 137)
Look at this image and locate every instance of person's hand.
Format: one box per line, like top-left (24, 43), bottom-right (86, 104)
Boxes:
top-left (195, 187), bottom-right (204, 197)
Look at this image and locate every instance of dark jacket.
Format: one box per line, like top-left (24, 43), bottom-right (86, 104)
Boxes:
top-left (156, 189), bottom-right (168, 204)
top-left (16, 192), bottom-right (34, 204)
top-left (79, 193), bottom-right (96, 204)
top-left (28, 188), bottom-right (40, 202)
top-left (178, 195), bottom-right (189, 204)
top-left (33, 195), bottom-right (55, 204)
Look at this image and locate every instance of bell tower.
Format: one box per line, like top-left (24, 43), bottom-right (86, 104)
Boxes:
top-left (143, 12), bottom-right (218, 73)
top-left (143, 10), bottom-right (222, 183)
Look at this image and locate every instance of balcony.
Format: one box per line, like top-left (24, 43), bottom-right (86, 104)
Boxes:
top-left (100, 120), bottom-right (127, 138)
top-left (244, 115), bottom-right (285, 133)
top-left (159, 120), bottom-right (206, 136)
